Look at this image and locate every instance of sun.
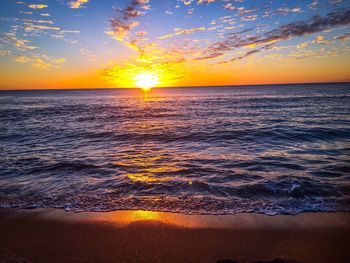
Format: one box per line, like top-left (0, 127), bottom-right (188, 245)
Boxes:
top-left (134, 72), bottom-right (159, 91)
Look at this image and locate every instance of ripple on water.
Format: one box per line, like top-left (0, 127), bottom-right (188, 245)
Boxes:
top-left (0, 84), bottom-right (350, 214)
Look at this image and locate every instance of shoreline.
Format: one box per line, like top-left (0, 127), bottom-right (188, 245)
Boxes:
top-left (1, 209), bottom-right (350, 263)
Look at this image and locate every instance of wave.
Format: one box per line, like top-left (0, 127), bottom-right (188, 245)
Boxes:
top-left (0, 194), bottom-right (349, 215)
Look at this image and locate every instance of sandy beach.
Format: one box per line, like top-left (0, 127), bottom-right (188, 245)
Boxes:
top-left (0, 209), bottom-right (349, 263)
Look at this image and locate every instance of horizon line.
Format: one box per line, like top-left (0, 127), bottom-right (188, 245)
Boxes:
top-left (0, 80), bottom-right (349, 91)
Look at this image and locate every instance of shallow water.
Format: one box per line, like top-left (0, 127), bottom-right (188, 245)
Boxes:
top-left (1, 83), bottom-right (350, 214)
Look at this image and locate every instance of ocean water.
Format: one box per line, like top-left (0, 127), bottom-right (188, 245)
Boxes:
top-left (0, 83), bottom-right (350, 215)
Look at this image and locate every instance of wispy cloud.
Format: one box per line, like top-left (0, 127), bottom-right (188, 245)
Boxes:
top-left (0, 5), bottom-right (85, 70)
top-left (15, 54), bottom-right (66, 69)
top-left (158, 27), bottom-right (206, 40)
top-left (334, 32), bottom-right (350, 41)
top-left (200, 7), bottom-right (350, 61)
top-left (0, 32), bottom-right (38, 50)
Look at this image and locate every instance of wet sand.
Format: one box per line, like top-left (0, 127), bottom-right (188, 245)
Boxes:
top-left (0, 209), bottom-right (349, 263)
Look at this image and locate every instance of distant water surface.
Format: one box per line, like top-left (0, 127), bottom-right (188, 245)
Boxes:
top-left (1, 83), bottom-right (350, 215)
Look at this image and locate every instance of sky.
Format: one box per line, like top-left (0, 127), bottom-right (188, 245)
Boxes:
top-left (0, 0), bottom-right (350, 89)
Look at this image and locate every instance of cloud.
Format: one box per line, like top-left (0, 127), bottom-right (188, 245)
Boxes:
top-left (197, 0), bottom-right (217, 4)
top-left (312, 35), bottom-right (333, 44)
top-left (309, 1), bottom-right (318, 10)
top-left (266, 8), bottom-right (350, 38)
top-left (276, 7), bottom-right (303, 15)
top-left (193, 52), bottom-right (223, 61)
top-left (230, 49), bottom-right (261, 62)
top-left (297, 42), bottom-right (309, 49)
top-left (241, 15), bottom-right (258, 22)
top-left (330, 0), bottom-right (344, 5)
top-left (108, 0), bottom-right (150, 41)
top-left (0, 12), bottom-right (82, 70)
top-left (23, 24), bottom-right (60, 32)
top-left (69, 0), bottom-right (89, 9)
top-left (0, 32), bottom-right (38, 50)
top-left (60, 30), bottom-right (80, 34)
top-left (79, 48), bottom-right (96, 61)
top-left (2, 17), bottom-right (54, 24)
top-left (107, 21), bottom-right (139, 41)
top-left (158, 27), bottom-right (206, 40)
top-left (15, 54), bottom-right (66, 69)
top-left (200, 7), bottom-right (350, 60)
top-left (291, 45), bottom-right (350, 60)
top-left (135, 31), bottom-right (147, 37)
top-left (28, 4), bottom-right (48, 9)
top-left (334, 32), bottom-right (350, 41)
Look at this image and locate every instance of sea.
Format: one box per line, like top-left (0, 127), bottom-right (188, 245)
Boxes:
top-left (1, 83), bottom-right (350, 215)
